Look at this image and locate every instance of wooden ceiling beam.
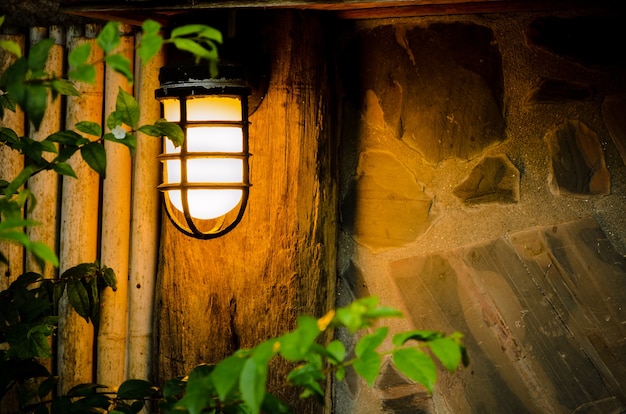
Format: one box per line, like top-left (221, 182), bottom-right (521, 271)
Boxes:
top-left (60, 0), bottom-right (613, 23)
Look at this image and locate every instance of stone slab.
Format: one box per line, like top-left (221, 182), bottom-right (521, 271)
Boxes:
top-left (390, 217), bottom-right (626, 413)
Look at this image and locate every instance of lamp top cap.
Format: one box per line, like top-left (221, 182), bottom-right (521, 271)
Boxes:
top-left (159, 63), bottom-right (248, 88)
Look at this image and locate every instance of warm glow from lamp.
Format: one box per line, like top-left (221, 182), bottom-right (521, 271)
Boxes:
top-left (162, 97), bottom-right (244, 220)
top-left (156, 64), bottom-right (251, 239)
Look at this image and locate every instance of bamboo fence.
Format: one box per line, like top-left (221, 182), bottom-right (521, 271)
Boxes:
top-left (0, 23), bottom-right (161, 399)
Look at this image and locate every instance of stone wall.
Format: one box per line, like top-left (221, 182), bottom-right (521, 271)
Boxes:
top-left (336, 8), bottom-right (626, 414)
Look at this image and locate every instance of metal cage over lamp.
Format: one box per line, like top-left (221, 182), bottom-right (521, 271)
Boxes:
top-left (156, 64), bottom-right (251, 239)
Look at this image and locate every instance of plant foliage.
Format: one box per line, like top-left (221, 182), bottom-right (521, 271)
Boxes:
top-left (0, 17), bottom-right (468, 414)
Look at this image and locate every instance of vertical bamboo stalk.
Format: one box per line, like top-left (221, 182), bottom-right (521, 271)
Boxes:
top-left (25, 26), bottom-right (64, 279)
top-left (127, 36), bottom-right (164, 381)
top-left (57, 24), bottom-right (104, 394)
top-left (97, 23), bottom-right (134, 389)
top-left (0, 31), bottom-right (25, 291)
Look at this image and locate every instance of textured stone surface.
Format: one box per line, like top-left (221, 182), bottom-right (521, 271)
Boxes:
top-left (342, 22), bottom-right (506, 164)
top-left (602, 95), bottom-right (626, 167)
top-left (390, 217), bottom-right (626, 413)
top-left (375, 359), bottom-right (431, 413)
top-left (545, 119), bottom-right (610, 197)
top-left (527, 78), bottom-right (594, 104)
top-left (453, 155), bottom-right (520, 204)
top-left (526, 16), bottom-right (626, 68)
top-left (342, 150), bottom-right (434, 252)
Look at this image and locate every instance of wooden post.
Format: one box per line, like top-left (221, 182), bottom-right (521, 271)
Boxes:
top-left (126, 38), bottom-right (164, 381)
top-left (57, 24), bottom-right (104, 394)
top-left (0, 32), bottom-right (25, 290)
top-left (154, 10), bottom-right (337, 412)
top-left (96, 24), bottom-right (134, 389)
top-left (25, 26), bottom-right (64, 279)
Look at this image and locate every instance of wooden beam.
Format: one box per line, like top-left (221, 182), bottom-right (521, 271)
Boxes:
top-left (153, 10), bottom-right (338, 412)
top-left (60, 0), bottom-right (609, 23)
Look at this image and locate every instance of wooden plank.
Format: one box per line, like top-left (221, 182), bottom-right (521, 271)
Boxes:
top-left (154, 10), bottom-right (337, 412)
top-left (57, 24), bottom-right (104, 394)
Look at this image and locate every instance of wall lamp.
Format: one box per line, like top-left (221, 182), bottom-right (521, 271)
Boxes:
top-left (155, 64), bottom-right (251, 239)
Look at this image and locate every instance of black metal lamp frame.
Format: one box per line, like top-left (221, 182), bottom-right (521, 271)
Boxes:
top-left (155, 64), bottom-right (251, 239)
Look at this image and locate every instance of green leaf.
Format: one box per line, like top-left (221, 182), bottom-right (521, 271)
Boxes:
top-left (325, 340), bottom-right (346, 364)
top-left (46, 130), bottom-right (88, 146)
top-left (69, 64), bottom-right (95, 84)
top-left (137, 124), bottom-right (162, 137)
top-left (0, 39), bottom-right (22, 57)
top-left (138, 20), bottom-right (163, 65)
top-left (51, 79), bottom-right (80, 97)
top-left (80, 141), bottom-right (106, 178)
top-left (61, 262), bottom-right (97, 280)
top-left (199, 26), bottom-right (223, 42)
top-left (117, 379), bottom-right (158, 399)
top-left (0, 127), bottom-right (19, 145)
top-left (240, 357), bottom-right (266, 414)
top-left (286, 363), bottom-right (325, 398)
top-left (352, 349), bottom-right (381, 387)
top-left (176, 364), bottom-right (215, 414)
top-left (97, 21), bottom-right (120, 54)
top-left (105, 53), bottom-right (133, 82)
top-left (427, 337), bottom-right (462, 372)
top-left (278, 315), bottom-right (321, 361)
top-left (1, 93), bottom-right (17, 113)
top-left (335, 366), bottom-right (346, 381)
top-left (39, 139), bottom-right (57, 154)
top-left (392, 330), bottom-right (442, 347)
top-left (25, 83), bottom-right (48, 131)
top-left (333, 296), bottom-right (380, 333)
top-left (211, 353), bottom-right (247, 401)
top-left (4, 57), bottom-right (28, 105)
top-left (260, 393), bottom-right (292, 414)
top-left (38, 376), bottom-right (58, 399)
top-left (171, 25), bottom-right (222, 43)
top-left (28, 38), bottom-right (54, 72)
top-left (54, 146), bottom-right (78, 163)
top-left (67, 383), bottom-right (102, 398)
top-left (115, 87), bottom-right (139, 128)
top-left (67, 278), bottom-right (91, 322)
top-left (392, 347), bottom-right (437, 393)
top-left (155, 120), bottom-right (184, 147)
top-left (5, 165), bottom-right (37, 196)
top-left (87, 276), bottom-right (99, 326)
top-left (75, 121), bottom-right (102, 137)
top-left (162, 376), bottom-right (186, 398)
top-left (364, 306), bottom-right (404, 319)
top-left (172, 38), bottom-right (217, 62)
top-left (30, 241), bottom-right (59, 267)
top-left (355, 327), bottom-right (388, 358)
top-left (68, 42), bottom-right (91, 68)
top-left (27, 324), bottom-right (54, 358)
top-left (52, 162), bottom-right (77, 178)
top-left (106, 111), bottom-right (124, 130)
top-left (102, 267), bottom-right (117, 291)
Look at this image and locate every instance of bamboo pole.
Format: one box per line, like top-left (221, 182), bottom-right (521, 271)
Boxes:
top-left (96, 24), bottom-right (134, 389)
top-left (25, 26), bottom-right (64, 279)
top-left (57, 24), bottom-right (104, 394)
top-left (0, 32), bottom-right (25, 291)
top-left (126, 35), bottom-right (164, 381)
